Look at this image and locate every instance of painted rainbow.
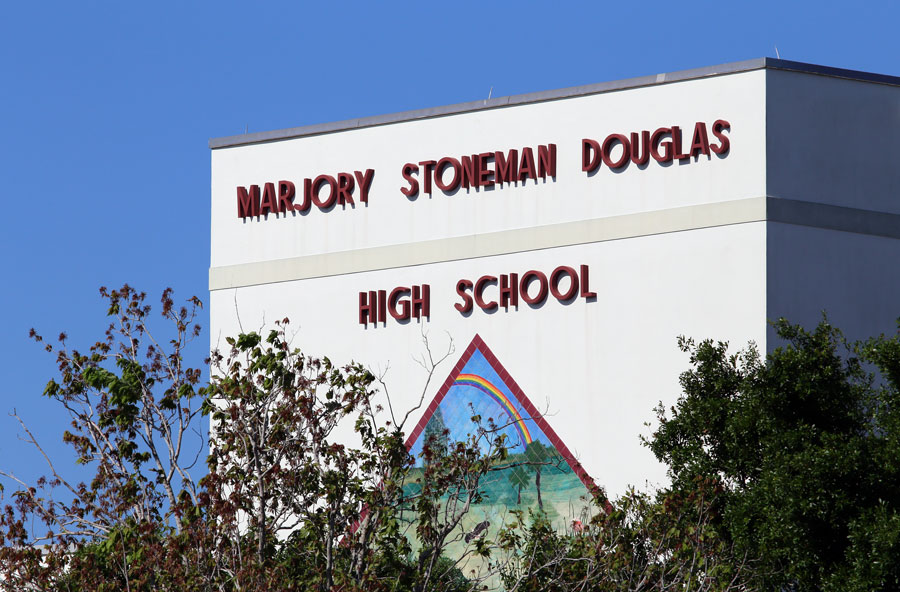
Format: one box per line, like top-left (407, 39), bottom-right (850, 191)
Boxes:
top-left (453, 373), bottom-right (533, 446)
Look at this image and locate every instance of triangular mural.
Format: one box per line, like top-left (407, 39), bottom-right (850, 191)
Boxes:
top-left (403, 334), bottom-right (597, 555)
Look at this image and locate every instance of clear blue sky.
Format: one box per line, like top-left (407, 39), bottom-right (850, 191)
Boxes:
top-left (1, 1), bottom-right (898, 487)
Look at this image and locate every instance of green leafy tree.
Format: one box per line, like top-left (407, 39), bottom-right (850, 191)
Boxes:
top-left (647, 317), bottom-right (900, 591)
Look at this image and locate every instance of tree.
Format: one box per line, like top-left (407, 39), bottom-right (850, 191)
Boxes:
top-left (497, 477), bottom-right (754, 592)
top-left (507, 465), bottom-right (530, 505)
top-left (0, 285), bottom-right (520, 591)
top-left (0, 285), bottom-right (207, 590)
top-left (524, 441), bottom-right (562, 512)
top-left (204, 322), bottom-right (397, 590)
top-left (0, 284), bottom-right (748, 591)
top-left (11, 286), bottom-right (895, 591)
top-left (421, 405), bottom-right (449, 456)
top-left (647, 317), bottom-right (900, 591)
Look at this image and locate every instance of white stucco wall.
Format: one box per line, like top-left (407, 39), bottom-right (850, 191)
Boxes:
top-left (211, 70), bottom-right (766, 268)
top-left (210, 222), bottom-right (767, 497)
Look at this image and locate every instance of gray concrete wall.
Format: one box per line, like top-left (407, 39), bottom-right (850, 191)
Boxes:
top-left (767, 69), bottom-right (900, 215)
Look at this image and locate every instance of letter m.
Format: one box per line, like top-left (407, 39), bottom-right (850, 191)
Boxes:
top-left (237, 185), bottom-right (260, 218)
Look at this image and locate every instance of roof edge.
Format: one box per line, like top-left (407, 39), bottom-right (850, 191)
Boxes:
top-left (209, 58), bottom-right (900, 150)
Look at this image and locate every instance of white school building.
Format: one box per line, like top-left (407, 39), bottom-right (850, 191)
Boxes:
top-left (209, 58), bottom-right (900, 505)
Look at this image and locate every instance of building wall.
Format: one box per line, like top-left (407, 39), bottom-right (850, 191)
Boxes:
top-left (767, 69), bottom-right (900, 215)
top-left (210, 62), bottom-right (899, 500)
top-left (767, 223), bottom-right (900, 345)
top-left (210, 222), bottom-right (767, 497)
top-left (766, 68), bottom-right (900, 344)
top-left (210, 70), bottom-right (766, 270)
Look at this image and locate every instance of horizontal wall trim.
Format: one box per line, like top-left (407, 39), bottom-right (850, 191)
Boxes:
top-left (209, 198), bottom-right (900, 291)
top-left (768, 199), bottom-right (900, 238)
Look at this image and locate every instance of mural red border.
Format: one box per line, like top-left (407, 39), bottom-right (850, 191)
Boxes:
top-left (405, 334), bottom-right (600, 498)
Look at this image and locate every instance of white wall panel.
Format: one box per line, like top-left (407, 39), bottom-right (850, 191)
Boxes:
top-left (210, 223), bottom-right (767, 497)
top-left (211, 71), bottom-right (765, 268)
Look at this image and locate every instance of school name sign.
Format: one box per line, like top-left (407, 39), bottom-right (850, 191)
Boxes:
top-left (233, 119), bottom-right (731, 218)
